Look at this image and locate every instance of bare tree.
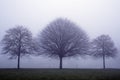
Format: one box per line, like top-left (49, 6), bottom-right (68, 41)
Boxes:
top-left (1, 26), bottom-right (33, 69)
top-left (38, 18), bottom-right (89, 69)
top-left (91, 35), bottom-right (117, 69)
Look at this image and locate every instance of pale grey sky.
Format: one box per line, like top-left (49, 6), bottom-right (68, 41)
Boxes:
top-left (0, 0), bottom-right (120, 68)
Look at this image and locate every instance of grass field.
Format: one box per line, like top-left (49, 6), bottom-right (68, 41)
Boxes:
top-left (0, 68), bottom-right (120, 80)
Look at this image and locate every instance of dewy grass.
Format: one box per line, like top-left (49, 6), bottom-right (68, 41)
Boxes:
top-left (0, 68), bottom-right (120, 80)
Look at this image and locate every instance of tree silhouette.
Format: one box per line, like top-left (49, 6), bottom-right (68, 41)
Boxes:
top-left (91, 35), bottom-right (117, 69)
top-left (1, 26), bottom-right (33, 69)
top-left (38, 18), bottom-right (89, 69)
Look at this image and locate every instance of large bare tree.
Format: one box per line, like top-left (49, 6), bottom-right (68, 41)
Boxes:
top-left (38, 18), bottom-right (89, 69)
top-left (1, 26), bottom-right (33, 69)
top-left (91, 35), bottom-right (117, 69)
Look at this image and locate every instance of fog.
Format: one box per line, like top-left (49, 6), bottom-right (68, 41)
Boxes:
top-left (0, 0), bottom-right (120, 68)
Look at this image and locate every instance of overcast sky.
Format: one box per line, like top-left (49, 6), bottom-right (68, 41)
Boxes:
top-left (0, 0), bottom-right (120, 68)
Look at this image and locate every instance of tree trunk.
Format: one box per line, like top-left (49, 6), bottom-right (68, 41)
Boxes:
top-left (103, 53), bottom-right (105, 69)
top-left (17, 52), bottom-right (20, 69)
top-left (102, 43), bottom-right (106, 70)
top-left (17, 44), bottom-right (21, 69)
top-left (59, 57), bottom-right (63, 69)
top-left (17, 37), bottom-right (21, 70)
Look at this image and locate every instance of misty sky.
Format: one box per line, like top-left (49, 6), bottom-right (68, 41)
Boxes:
top-left (0, 0), bottom-right (120, 68)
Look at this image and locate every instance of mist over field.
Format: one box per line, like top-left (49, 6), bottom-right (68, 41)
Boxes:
top-left (0, 0), bottom-right (120, 69)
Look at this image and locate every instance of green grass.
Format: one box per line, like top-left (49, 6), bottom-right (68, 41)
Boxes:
top-left (0, 68), bottom-right (120, 80)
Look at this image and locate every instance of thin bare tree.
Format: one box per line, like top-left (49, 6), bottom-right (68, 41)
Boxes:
top-left (37, 18), bottom-right (89, 69)
top-left (91, 35), bottom-right (117, 69)
top-left (1, 26), bottom-right (33, 69)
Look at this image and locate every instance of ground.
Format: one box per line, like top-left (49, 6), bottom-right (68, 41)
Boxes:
top-left (0, 68), bottom-right (120, 80)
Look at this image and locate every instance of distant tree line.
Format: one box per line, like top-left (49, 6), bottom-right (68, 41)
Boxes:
top-left (0, 18), bottom-right (118, 69)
